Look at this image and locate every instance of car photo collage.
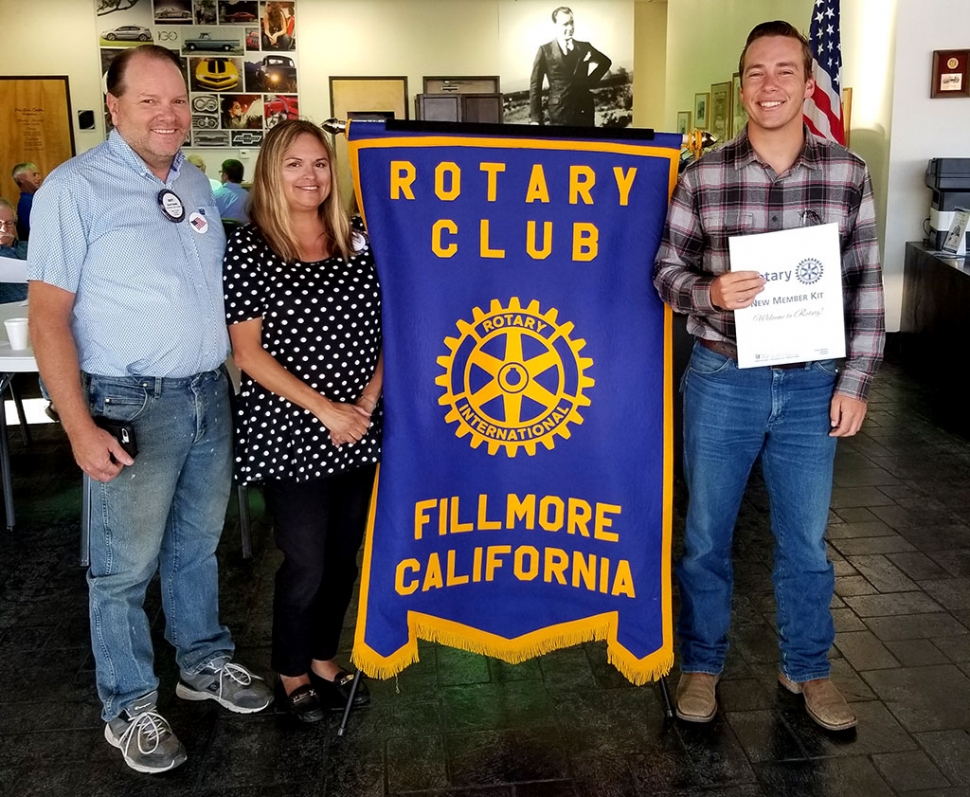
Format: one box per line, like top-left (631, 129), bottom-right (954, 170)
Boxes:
top-left (97, 0), bottom-right (299, 148)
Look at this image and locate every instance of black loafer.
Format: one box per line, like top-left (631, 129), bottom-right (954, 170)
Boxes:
top-left (311, 668), bottom-right (370, 709)
top-left (279, 682), bottom-right (325, 723)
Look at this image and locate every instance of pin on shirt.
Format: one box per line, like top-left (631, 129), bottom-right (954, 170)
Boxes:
top-left (189, 210), bottom-right (209, 234)
top-left (157, 189), bottom-right (185, 223)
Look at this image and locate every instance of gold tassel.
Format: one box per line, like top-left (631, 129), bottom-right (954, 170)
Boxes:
top-left (353, 612), bottom-right (673, 685)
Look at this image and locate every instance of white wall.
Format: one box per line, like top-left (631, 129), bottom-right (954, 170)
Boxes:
top-left (632, 0), bottom-right (667, 130)
top-left (884, 0), bottom-right (970, 332)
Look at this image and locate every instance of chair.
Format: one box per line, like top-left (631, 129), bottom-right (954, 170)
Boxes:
top-left (0, 373), bottom-right (17, 530)
top-left (224, 359), bottom-right (254, 560)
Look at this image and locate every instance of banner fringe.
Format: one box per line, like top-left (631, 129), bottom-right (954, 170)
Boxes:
top-left (352, 645), bottom-right (419, 681)
top-left (354, 615), bottom-right (675, 686)
top-left (415, 622), bottom-right (600, 665)
top-left (608, 649), bottom-right (674, 686)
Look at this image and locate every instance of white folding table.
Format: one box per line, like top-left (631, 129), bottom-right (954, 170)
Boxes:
top-left (0, 300), bottom-right (36, 530)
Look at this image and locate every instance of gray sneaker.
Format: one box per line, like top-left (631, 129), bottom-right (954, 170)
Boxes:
top-left (175, 660), bottom-right (273, 714)
top-left (104, 693), bottom-right (187, 774)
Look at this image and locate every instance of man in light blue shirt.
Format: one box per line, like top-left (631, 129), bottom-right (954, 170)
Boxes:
top-left (213, 158), bottom-right (250, 223)
top-left (27, 45), bottom-right (271, 776)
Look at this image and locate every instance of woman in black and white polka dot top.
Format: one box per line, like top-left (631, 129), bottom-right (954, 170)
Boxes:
top-left (223, 119), bottom-right (382, 724)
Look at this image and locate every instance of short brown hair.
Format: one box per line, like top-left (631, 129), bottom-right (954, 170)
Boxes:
top-left (106, 45), bottom-right (183, 97)
top-left (249, 119), bottom-right (352, 263)
top-left (738, 21), bottom-right (813, 85)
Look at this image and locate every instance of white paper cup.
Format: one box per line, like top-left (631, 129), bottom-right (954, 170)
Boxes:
top-left (4, 317), bottom-right (29, 350)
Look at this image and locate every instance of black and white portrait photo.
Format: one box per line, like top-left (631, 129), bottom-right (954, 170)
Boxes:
top-left (499, 0), bottom-right (634, 128)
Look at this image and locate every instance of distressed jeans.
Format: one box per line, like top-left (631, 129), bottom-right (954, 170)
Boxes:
top-left (84, 369), bottom-right (235, 721)
top-left (677, 342), bottom-right (839, 683)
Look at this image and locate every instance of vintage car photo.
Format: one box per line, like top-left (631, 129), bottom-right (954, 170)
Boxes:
top-left (264, 94), bottom-right (298, 127)
top-left (183, 30), bottom-right (243, 53)
top-left (193, 130), bottom-right (230, 146)
top-left (244, 54), bottom-right (296, 93)
top-left (219, 1), bottom-right (258, 24)
top-left (192, 94), bottom-right (220, 113)
top-left (154, 3), bottom-right (192, 22)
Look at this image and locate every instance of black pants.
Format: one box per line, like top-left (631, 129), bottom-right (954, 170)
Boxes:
top-left (263, 465), bottom-right (376, 676)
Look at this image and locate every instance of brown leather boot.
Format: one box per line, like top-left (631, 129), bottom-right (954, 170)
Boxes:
top-left (778, 673), bottom-right (857, 731)
top-left (675, 672), bottom-right (719, 722)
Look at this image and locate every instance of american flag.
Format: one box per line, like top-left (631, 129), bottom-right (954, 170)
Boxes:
top-left (803, 0), bottom-right (845, 145)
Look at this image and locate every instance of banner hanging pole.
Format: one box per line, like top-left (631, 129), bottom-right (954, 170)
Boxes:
top-left (323, 117), bottom-right (717, 153)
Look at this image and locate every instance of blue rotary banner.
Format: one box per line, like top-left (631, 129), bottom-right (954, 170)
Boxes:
top-left (349, 121), bottom-right (679, 684)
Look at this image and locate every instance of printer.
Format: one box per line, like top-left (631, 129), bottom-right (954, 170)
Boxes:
top-left (926, 158), bottom-right (970, 254)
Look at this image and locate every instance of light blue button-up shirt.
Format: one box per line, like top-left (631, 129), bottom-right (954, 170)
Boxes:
top-left (28, 131), bottom-right (230, 378)
top-left (213, 180), bottom-right (250, 224)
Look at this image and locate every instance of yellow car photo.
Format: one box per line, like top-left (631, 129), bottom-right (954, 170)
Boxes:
top-left (195, 58), bottom-right (239, 91)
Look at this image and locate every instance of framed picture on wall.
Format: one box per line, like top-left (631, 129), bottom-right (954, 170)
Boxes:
top-left (693, 92), bottom-right (709, 129)
top-left (730, 72), bottom-right (746, 138)
top-left (931, 50), bottom-right (970, 98)
top-left (709, 80), bottom-right (731, 143)
top-left (329, 76), bottom-right (409, 121)
top-left (676, 110), bottom-right (691, 135)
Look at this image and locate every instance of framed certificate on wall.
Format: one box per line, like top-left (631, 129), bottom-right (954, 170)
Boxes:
top-left (931, 50), bottom-right (970, 98)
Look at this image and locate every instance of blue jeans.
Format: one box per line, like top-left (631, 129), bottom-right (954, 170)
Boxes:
top-left (678, 343), bottom-right (838, 683)
top-left (84, 369), bottom-right (235, 721)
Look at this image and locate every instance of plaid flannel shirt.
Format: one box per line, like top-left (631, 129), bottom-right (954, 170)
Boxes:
top-left (653, 127), bottom-right (885, 401)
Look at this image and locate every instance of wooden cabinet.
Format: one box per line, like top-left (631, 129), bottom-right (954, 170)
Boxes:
top-left (901, 241), bottom-right (970, 436)
top-left (415, 93), bottom-right (504, 123)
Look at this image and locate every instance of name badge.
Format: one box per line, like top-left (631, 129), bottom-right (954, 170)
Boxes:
top-left (157, 189), bottom-right (185, 222)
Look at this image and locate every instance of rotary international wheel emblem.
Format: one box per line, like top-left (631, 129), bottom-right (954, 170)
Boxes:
top-left (796, 257), bottom-right (823, 285)
top-left (435, 298), bottom-right (594, 457)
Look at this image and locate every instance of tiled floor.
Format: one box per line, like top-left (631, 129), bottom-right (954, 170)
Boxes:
top-left (2, 352), bottom-right (970, 797)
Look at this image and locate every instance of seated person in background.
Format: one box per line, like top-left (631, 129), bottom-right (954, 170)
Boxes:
top-left (186, 154), bottom-right (222, 193)
top-left (11, 162), bottom-right (43, 241)
top-left (214, 159), bottom-right (250, 224)
top-left (0, 198), bottom-right (28, 303)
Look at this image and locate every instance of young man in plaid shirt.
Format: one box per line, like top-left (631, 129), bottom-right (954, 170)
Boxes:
top-left (653, 21), bottom-right (884, 732)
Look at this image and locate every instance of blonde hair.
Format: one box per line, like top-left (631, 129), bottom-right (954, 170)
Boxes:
top-left (249, 119), bottom-right (352, 262)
